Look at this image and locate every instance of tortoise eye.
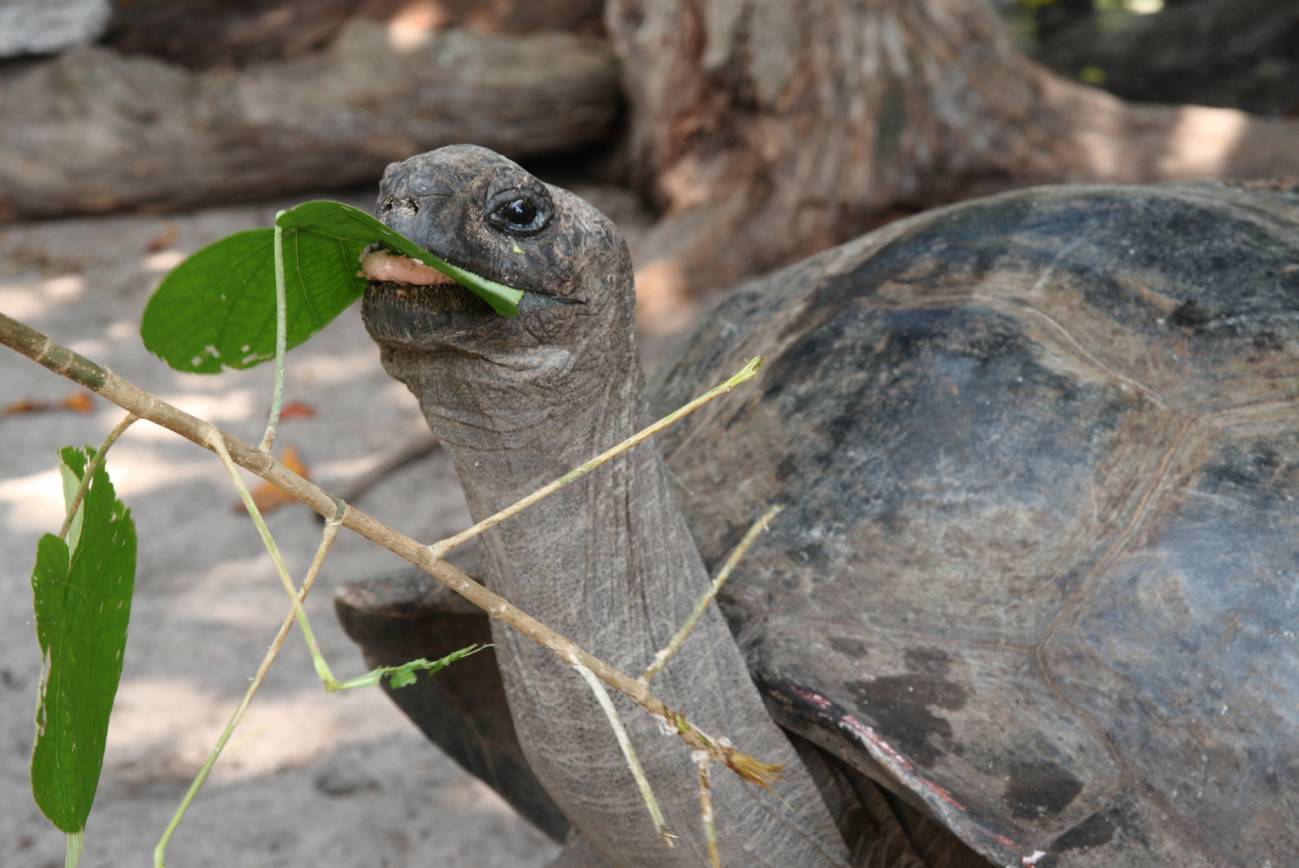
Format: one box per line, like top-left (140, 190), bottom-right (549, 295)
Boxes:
top-left (486, 188), bottom-right (551, 236)
top-left (499, 198), bottom-right (536, 227)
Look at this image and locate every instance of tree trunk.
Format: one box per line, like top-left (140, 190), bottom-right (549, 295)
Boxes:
top-left (0, 19), bottom-right (619, 220)
top-left (607, 0), bottom-right (1299, 301)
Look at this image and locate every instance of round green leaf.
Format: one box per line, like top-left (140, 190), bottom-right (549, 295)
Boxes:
top-left (140, 227), bottom-right (364, 373)
top-left (140, 201), bottom-right (523, 374)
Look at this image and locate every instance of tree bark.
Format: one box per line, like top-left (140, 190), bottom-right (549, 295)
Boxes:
top-left (0, 19), bottom-right (619, 220)
top-left (606, 0), bottom-right (1299, 300)
top-left (103, 0), bottom-right (357, 68)
top-left (103, 0), bottom-right (606, 70)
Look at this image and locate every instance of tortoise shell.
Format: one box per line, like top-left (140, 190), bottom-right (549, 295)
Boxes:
top-left (651, 182), bottom-right (1299, 866)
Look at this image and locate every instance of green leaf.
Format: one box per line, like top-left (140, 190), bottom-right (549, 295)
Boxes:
top-left (140, 201), bottom-right (523, 374)
top-left (278, 201), bottom-right (524, 318)
top-left (31, 447), bottom-right (136, 837)
top-left (332, 644), bottom-right (486, 691)
top-left (382, 645), bottom-right (485, 689)
top-left (141, 230), bottom-right (281, 373)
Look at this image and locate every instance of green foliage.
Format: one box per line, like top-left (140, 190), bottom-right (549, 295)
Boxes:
top-left (30, 447), bottom-right (136, 839)
top-left (334, 644), bottom-right (486, 691)
top-left (140, 201), bottom-right (522, 374)
top-left (141, 229), bottom-right (278, 373)
top-left (280, 201), bottom-right (523, 316)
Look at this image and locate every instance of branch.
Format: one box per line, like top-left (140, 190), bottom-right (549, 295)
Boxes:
top-left (693, 752), bottom-right (720, 868)
top-left (642, 504), bottom-right (782, 684)
top-left (0, 312), bottom-right (780, 787)
top-left (573, 662), bottom-right (673, 847)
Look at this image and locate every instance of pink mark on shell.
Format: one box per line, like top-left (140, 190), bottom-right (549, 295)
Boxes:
top-left (788, 684), bottom-right (833, 710)
top-left (838, 713), bottom-right (967, 813)
top-left (839, 714), bottom-right (914, 773)
top-left (791, 685), bottom-right (1031, 862)
top-left (922, 779), bottom-right (965, 811)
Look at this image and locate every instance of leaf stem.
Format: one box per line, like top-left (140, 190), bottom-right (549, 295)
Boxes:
top-left (65, 831), bottom-right (83, 868)
top-left (428, 356), bottom-right (764, 562)
top-left (153, 502), bottom-right (347, 868)
top-left (258, 213), bottom-right (288, 452)
top-left (58, 412), bottom-right (138, 541)
top-left (642, 504), bottom-right (782, 684)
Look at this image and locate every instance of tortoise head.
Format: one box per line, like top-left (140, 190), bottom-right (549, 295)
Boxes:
top-left (361, 145), bottom-right (638, 453)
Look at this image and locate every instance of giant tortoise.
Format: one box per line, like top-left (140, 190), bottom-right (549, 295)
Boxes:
top-left (336, 145), bottom-right (1299, 866)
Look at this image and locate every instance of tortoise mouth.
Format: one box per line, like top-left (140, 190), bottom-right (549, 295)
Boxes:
top-left (360, 249), bottom-right (574, 349)
top-left (362, 275), bottom-right (497, 349)
top-left (366, 277), bottom-right (496, 315)
top-left (362, 246), bottom-right (495, 310)
top-left (359, 240), bottom-right (506, 346)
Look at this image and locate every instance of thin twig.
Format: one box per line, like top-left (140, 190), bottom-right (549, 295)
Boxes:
top-left (205, 429), bottom-right (339, 689)
top-left (0, 314), bottom-right (781, 787)
top-left (427, 356), bottom-right (763, 562)
top-left (58, 412), bottom-right (138, 541)
top-left (643, 504), bottom-right (783, 684)
top-left (258, 213), bottom-right (288, 452)
top-left (693, 752), bottom-right (720, 868)
top-left (573, 662), bottom-right (674, 847)
top-left (153, 503), bottom-right (347, 868)
top-left (330, 644), bottom-right (484, 691)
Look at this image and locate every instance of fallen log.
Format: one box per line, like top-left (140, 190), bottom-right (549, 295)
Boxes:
top-left (102, 0), bottom-right (606, 70)
top-left (0, 19), bottom-right (620, 221)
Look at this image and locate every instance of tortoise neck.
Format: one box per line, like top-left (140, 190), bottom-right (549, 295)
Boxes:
top-left (432, 343), bottom-right (697, 639)
top-left (391, 331), bottom-right (847, 864)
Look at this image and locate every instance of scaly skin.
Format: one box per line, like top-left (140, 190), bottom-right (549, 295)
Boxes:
top-left (362, 145), bottom-right (848, 866)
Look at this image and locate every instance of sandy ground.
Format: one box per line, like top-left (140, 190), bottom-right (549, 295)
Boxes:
top-left (0, 185), bottom-right (660, 868)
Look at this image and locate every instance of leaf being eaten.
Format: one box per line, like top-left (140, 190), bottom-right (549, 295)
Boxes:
top-left (140, 200), bottom-right (522, 374)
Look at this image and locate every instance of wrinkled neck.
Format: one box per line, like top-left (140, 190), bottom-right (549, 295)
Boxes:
top-left (388, 328), bottom-right (639, 475)
top-left (380, 325), bottom-right (848, 866)
top-left (384, 328), bottom-right (695, 632)
top-left (455, 347), bottom-right (645, 499)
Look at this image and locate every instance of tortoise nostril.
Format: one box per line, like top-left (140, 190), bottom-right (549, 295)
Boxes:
top-left (402, 197), bottom-right (420, 214)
